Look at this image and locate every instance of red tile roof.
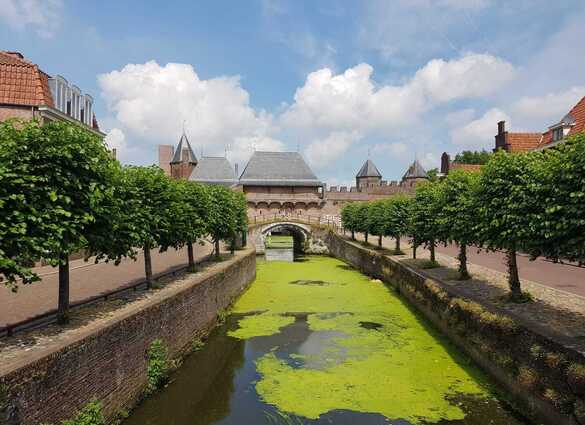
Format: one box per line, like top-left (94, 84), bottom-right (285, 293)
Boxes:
top-left (0, 51), bottom-right (54, 107)
top-left (506, 132), bottom-right (542, 152)
top-left (537, 96), bottom-right (585, 149)
top-left (450, 163), bottom-right (482, 173)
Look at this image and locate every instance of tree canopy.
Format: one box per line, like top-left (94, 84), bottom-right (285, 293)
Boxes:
top-left (454, 150), bottom-right (492, 165)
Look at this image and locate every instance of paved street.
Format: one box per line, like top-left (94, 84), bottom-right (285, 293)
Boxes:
top-left (0, 243), bottom-right (213, 328)
top-left (352, 234), bottom-right (585, 298)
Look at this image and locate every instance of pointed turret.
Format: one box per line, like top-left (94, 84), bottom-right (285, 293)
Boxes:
top-left (170, 132), bottom-right (198, 179)
top-left (355, 159), bottom-right (382, 190)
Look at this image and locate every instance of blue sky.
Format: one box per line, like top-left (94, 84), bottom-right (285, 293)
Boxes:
top-left (2, 0), bottom-right (585, 185)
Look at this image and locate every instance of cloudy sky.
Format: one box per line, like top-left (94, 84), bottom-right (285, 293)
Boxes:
top-left (2, 0), bottom-right (584, 184)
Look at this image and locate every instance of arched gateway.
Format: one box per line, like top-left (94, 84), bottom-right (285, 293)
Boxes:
top-left (248, 221), bottom-right (328, 255)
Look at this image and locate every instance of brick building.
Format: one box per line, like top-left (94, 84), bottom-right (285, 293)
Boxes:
top-left (159, 134), bottom-right (428, 217)
top-left (495, 95), bottom-right (585, 152)
top-left (0, 51), bottom-right (104, 138)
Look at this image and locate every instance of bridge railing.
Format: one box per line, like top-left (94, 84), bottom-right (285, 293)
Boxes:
top-left (248, 213), bottom-right (344, 233)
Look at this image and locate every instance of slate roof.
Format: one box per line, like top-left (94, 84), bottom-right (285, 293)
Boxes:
top-left (171, 133), bottom-right (198, 164)
top-left (0, 51), bottom-right (54, 107)
top-left (402, 159), bottom-right (428, 180)
top-left (356, 159), bottom-right (382, 178)
top-left (189, 156), bottom-right (236, 186)
top-left (238, 151), bottom-right (322, 187)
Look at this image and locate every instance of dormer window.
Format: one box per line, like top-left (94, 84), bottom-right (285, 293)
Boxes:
top-left (552, 127), bottom-right (564, 142)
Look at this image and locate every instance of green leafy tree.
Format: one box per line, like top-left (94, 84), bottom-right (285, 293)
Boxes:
top-left (116, 166), bottom-right (176, 288)
top-left (0, 120), bottom-right (119, 323)
top-left (407, 181), bottom-right (443, 263)
top-left (385, 195), bottom-right (412, 254)
top-left (426, 168), bottom-right (439, 182)
top-left (206, 185), bottom-right (238, 259)
top-left (163, 180), bottom-right (210, 271)
top-left (366, 200), bottom-right (387, 247)
top-left (355, 202), bottom-right (371, 243)
top-left (475, 150), bottom-right (543, 301)
top-left (436, 170), bottom-right (480, 279)
top-left (232, 191), bottom-right (249, 252)
top-left (530, 134), bottom-right (585, 262)
top-left (454, 150), bottom-right (492, 165)
top-left (341, 203), bottom-right (359, 240)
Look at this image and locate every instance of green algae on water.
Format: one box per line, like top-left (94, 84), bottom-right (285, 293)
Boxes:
top-left (230, 257), bottom-right (493, 424)
top-left (229, 313), bottom-right (296, 340)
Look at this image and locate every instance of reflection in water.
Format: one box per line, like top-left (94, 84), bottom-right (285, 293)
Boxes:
top-left (124, 257), bottom-right (529, 425)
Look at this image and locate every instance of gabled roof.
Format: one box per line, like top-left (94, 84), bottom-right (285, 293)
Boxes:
top-left (402, 159), bottom-right (428, 180)
top-left (0, 51), bottom-right (54, 107)
top-left (506, 133), bottom-right (542, 152)
top-left (171, 133), bottom-right (197, 164)
top-left (239, 151), bottom-right (322, 187)
top-left (356, 159), bottom-right (382, 178)
top-left (189, 156), bottom-right (236, 185)
top-left (538, 96), bottom-right (585, 149)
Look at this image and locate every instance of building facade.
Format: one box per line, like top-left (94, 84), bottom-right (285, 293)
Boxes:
top-left (159, 136), bottom-right (428, 217)
top-left (0, 51), bottom-right (104, 138)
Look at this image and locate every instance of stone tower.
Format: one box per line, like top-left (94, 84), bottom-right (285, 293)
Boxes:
top-left (170, 132), bottom-right (198, 180)
top-left (355, 159), bottom-right (382, 190)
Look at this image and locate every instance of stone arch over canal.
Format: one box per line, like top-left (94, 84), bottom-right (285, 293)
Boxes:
top-left (249, 221), bottom-right (328, 255)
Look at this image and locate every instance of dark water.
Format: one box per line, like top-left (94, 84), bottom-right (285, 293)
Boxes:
top-left (124, 257), bottom-right (529, 425)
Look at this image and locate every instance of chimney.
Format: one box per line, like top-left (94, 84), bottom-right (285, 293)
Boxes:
top-left (158, 145), bottom-right (174, 176)
top-left (441, 152), bottom-right (450, 175)
top-left (234, 163), bottom-right (239, 178)
top-left (498, 121), bottom-right (506, 136)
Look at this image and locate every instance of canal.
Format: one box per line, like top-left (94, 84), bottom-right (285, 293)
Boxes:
top-left (124, 256), bottom-right (527, 425)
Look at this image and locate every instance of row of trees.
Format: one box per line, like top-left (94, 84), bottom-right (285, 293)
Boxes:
top-left (342, 134), bottom-right (585, 301)
top-left (0, 119), bottom-right (247, 323)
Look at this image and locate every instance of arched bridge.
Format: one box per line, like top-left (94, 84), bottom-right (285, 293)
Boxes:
top-left (248, 220), bottom-right (328, 255)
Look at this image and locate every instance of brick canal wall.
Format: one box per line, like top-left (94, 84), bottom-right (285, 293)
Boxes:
top-left (320, 230), bottom-right (585, 425)
top-left (0, 249), bottom-right (256, 425)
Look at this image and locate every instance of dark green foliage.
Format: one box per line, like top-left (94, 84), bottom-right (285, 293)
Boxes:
top-left (60, 400), bottom-right (105, 425)
top-left (475, 150), bottom-right (543, 300)
top-left (341, 203), bottom-right (360, 239)
top-left (454, 150), bottom-right (492, 165)
top-left (206, 185), bottom-right (247, 258)
top-left (436, 170), bottom-right (480, 279)
top-left (146, 339), bottom-right (169, 394)
top-left (407, 181), bottom-right (443, 262)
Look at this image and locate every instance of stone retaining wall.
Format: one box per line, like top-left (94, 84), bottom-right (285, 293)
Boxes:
top-left (321, 230), bottom-right (585, 425)
top-left (0, 249), bottom-right (256, 425)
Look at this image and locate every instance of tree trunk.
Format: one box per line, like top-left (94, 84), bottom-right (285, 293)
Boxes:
top-left (429, 240), bottom-right (436, 263)
top-left (413, 243), bottom-right (417, 259)
top-left (365, 232), bottom-right (368, 243)
top-left (378, 235), bottom-right (382, 247)
top-left (57, 254), bottom-right (70, 324)
top-left (144, 242), bottom-right (153, 289)
top-left (506, 247), bottom-right (522, 300)
top-left (230, 235), bottom-right (235, 254)
top-left (458, 243), bottom-right (470, 280)
top-left (187, 242), bottom-right (195, 272)
top-left (395, 237), bottom-right (401, 253)
top-left (351, 230), bottom-right (355, 240)
top-left (215, 239), bottom-right (221, 260)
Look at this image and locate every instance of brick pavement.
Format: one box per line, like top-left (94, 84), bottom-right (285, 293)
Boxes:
top-left (0, 243), bottom-right (213, 328)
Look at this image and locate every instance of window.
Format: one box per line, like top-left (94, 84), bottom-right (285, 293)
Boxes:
top-left (552, 127), bottom-right (564, 142)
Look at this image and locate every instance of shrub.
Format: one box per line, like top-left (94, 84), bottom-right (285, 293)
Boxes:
top-left (146, 339), bottom-right (169, 394)
top-left (568, 364), bottom-right (585, 396)
top-left (517, 366), bottom-right (539, 390)
top-left (61, 401), bottom-right (104, 425)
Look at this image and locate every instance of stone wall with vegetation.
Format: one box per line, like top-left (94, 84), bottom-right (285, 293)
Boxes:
top-left (321, 230), bottom-right (585, 425)
top-left (0, 249), bottom-right (256, 425)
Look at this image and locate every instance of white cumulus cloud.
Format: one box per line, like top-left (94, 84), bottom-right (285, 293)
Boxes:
top-left (281, 53), bottom-right (514, 133)
top-left (0, 0), bottom-right (63, 38)
top-left (98, 61), bottom-right (282, 161)
top-left (451, 108), bottom-right (509, 148)
top-left (304, 131), bottom-right (361, 169)
top-left (511, 86), bottom-right (585, 125)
